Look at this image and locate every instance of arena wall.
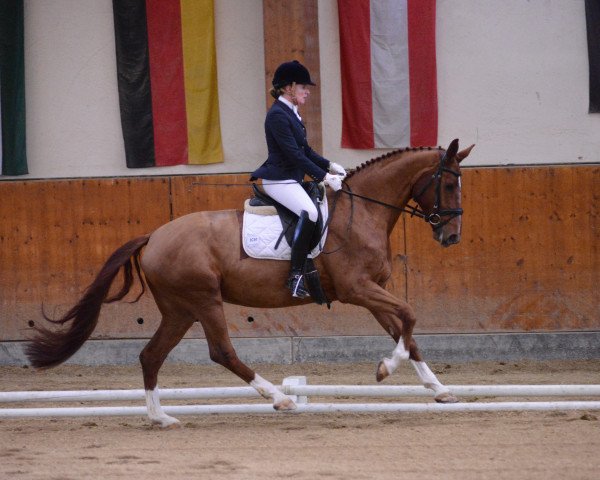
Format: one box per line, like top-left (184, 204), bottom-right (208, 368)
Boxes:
top-left (1, 0), bottom-right (598, 362)
top-left (1, 165), bottom-right (598, 344)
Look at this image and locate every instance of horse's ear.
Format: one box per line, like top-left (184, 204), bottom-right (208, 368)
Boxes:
top-left (444, 139), bottom-right (459, 162)
top-left (456, 144), bottom-right (475, 163)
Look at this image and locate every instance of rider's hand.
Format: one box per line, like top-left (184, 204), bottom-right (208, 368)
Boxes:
top-left (324, 173), bottom-right (343, 192)
top-left (329, 162), bottom-right (347, 178)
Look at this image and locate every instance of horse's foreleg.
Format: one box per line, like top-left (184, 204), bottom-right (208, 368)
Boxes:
top-left (348, 284), bottom-right (416, 380)
top-left (201, 305), bottom-right (297, 411)
top-left (410, 358), bottom-right (457, 402)
top-left (371, 310), bottom-right (458, 403)
top-left (370, 310), bottom-right (410, 381)
top-left (140, 316), bottom-right (194, 428)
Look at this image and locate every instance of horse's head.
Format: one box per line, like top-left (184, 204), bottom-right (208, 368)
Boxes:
top-left (412, 139), bottom-right (474, 247)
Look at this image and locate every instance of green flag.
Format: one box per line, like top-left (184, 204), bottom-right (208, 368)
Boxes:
top-left (0, 0), bottom-right (27, 176)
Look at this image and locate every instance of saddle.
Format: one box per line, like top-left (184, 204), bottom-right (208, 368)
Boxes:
top-left (243, 182), bottom-right (329, 306)
top-left (246, 182), bottom-right (324, 251)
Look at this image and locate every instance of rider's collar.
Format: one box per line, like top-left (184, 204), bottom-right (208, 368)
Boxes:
top-left (278, 96), bottom-right (302, 121)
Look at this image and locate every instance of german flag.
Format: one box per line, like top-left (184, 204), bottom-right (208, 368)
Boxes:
top-left (113, 0), bottom-right (223, 168)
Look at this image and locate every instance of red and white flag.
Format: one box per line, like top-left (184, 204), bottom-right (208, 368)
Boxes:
top-left (338, 0), bottom-right (437, 149)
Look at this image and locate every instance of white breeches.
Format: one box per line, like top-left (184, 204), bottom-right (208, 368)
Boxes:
top-left (262, 179), bottom-right (319, 222)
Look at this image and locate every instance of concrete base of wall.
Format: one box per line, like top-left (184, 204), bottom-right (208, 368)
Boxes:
top-left (2, 332), bottom-right (600, 367)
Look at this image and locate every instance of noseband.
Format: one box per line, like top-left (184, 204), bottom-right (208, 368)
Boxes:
top-left (338, 151), bottom-right (463, 230)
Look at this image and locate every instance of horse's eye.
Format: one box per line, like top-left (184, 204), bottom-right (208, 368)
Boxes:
top-left (444, 183), bottom-right (455, 192)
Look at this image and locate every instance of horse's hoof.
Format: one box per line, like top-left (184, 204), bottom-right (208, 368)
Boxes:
top-left (152, 416), bottom-right (182, 429)
top-left (163, 420), bottom-right (182, 430)
top-left (274, 397), bottom-right (297, 411)
top-left (434, 392), bottom-right (459, 404)
top-left (376, 361), bottom-right (389, 382)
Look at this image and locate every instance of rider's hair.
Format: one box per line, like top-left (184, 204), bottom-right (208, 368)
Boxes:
top-left (270, 82), bottom-right (296, 100)
top-left (269, 87), bottom-right (283, 99)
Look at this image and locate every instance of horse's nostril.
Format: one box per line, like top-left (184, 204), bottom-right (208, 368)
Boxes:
top-left (446, 234), bottom-right (460, 245)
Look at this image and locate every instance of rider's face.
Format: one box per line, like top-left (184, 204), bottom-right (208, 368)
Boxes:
top-left (285, 84), bottom-right (310, 106)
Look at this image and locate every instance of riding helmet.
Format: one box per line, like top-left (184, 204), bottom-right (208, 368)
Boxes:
top-left (272, 60), bottom-right (316, 88)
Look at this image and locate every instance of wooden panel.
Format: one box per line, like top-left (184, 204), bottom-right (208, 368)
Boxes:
top-left (405, 165), bottom-right (600, 333)
top-left (170, 174), bottom-right (252, 217)
top-left (263, 0), bottom-right (322, 152)
top-left (2, 165), bottom-right (597, 343)
top-left (0, 178), bottom-right (171, 340)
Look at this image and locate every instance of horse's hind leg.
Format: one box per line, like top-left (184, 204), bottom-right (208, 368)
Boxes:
top-left (200, 303), bottom-right (297, 411)
top-left (372, 311), bottom-right (458, 403)
top-left (140, 316), bottom-right (194, 428)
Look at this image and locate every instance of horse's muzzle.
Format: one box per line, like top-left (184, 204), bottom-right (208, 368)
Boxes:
top-left (441, 233), bottom-right (461, 247)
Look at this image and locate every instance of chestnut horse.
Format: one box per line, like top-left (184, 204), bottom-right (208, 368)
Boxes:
top-left (26, 139), bottom-right (474, 428)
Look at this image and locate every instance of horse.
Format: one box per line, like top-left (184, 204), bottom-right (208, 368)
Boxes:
top-left (25, 138), bottom-right (474, 428)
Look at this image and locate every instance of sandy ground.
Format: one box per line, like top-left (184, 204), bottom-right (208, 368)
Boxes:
top-left (1, 359), bottom-right (600, 480)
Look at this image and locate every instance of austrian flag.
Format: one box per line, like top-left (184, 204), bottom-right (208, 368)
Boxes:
top-left (338, 0), bottom-right (438, 149)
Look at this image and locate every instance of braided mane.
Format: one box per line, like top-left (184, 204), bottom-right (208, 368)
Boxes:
top-left (344, 146), bottom-right (442, 180)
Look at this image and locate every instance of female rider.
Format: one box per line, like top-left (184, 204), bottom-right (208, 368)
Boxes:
top-left (250, 60), bottom-right (346, 298)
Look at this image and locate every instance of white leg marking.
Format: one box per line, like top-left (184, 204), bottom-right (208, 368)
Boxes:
top-left (251, 374), bottom-right (296, 411)
top-left (145, 389), bottom-right (180, 428)
top-left (410, 360), bottom-right (450, 395)
top-left (382, 341), bottom-right (410, 376)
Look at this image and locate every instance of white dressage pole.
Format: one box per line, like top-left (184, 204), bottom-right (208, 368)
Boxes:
top-left (3, 379), bottom-right (600, 419)
top-left (2, 384), bottom-right (600, 404)
top-left (285, 384), bottom-right (600, 398)
top-left (1, 401), bottom-right (600, 418)
top-left (0, 387), bottom-right (260, 403)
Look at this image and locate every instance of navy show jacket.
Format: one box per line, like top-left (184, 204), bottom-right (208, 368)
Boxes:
top-left (250, 100), bottom-right (330, 183)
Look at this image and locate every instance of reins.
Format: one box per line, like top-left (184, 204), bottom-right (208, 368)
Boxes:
top-left (190, 151), bottom-right (463, 253)
top-left (338, 188), bottom-right (432, 222)
top-left (320, 187), bottom-right (353, 255)
top-left (338, 151), bottom-right (463, 229)
top-left (321, 151), bottom-right (463, 254)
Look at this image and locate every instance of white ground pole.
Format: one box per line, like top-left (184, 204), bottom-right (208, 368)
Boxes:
top-left (1, 377), bottom-right (600, 419)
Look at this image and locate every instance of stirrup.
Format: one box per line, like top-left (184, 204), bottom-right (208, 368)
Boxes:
top-left (288, 273), bottom-right (310, 299)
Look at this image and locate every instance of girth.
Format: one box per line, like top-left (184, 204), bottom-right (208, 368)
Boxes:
top-left (248, 182), bottom-right (324, 251)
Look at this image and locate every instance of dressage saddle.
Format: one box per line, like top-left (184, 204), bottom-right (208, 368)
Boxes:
top-left (248, 181), bottom-right (325, 251)
top-left (247, 182), bottom-right (330, 307)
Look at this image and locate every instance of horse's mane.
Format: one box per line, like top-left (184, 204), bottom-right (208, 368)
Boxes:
top-left (344, 146), bottom-right (443, 180)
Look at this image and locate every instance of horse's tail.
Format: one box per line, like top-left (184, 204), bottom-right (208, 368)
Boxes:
top-left (24, 234), bottom-right (151, 369)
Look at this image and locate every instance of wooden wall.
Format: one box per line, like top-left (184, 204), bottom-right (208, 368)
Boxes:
top-left (263, 0), bottom-right (322, 152)
top-left (406, 166), bottom-right (599, 332)
top-left (1, 165), bottom-right (598, 341)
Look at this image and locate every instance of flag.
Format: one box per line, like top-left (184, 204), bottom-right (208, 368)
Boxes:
top-left (338, 0), bottom-right (437, 149)
top-left (586, 0), bottom-right (600, 113)
top-left (113, 0), bottom-right (223, 168)
top-left (0, 0), bottom-right (27, 175)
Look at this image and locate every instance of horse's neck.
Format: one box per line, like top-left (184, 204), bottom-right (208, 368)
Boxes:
top-left (346, 150), bottom-right (437, 235)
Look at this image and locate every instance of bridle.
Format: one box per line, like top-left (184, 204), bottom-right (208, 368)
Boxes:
top-left (339, 151), bottom-right (463, 230)
top-left (409, 151), bottom-right (463, 229)
top-left (322, 151), bottom-right (462, 254)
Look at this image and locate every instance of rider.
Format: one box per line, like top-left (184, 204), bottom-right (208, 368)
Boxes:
top-left (250, 60), bottom-right (347, 298)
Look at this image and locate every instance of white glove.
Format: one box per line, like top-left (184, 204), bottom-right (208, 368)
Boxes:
top-left (324, 173), bottom-right (343, 192)
top-left (329, 162), bottom-right (347, 178)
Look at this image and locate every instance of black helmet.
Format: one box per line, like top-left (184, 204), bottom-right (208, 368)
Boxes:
top-left (272, 60), bottom-right (316, 88)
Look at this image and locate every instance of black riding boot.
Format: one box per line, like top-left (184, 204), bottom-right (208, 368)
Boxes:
top-left (287, 210), bottom-right (316, 298)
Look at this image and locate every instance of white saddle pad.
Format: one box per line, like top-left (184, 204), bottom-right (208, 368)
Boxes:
top-left (242, 194), bottom-right (328, 260)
